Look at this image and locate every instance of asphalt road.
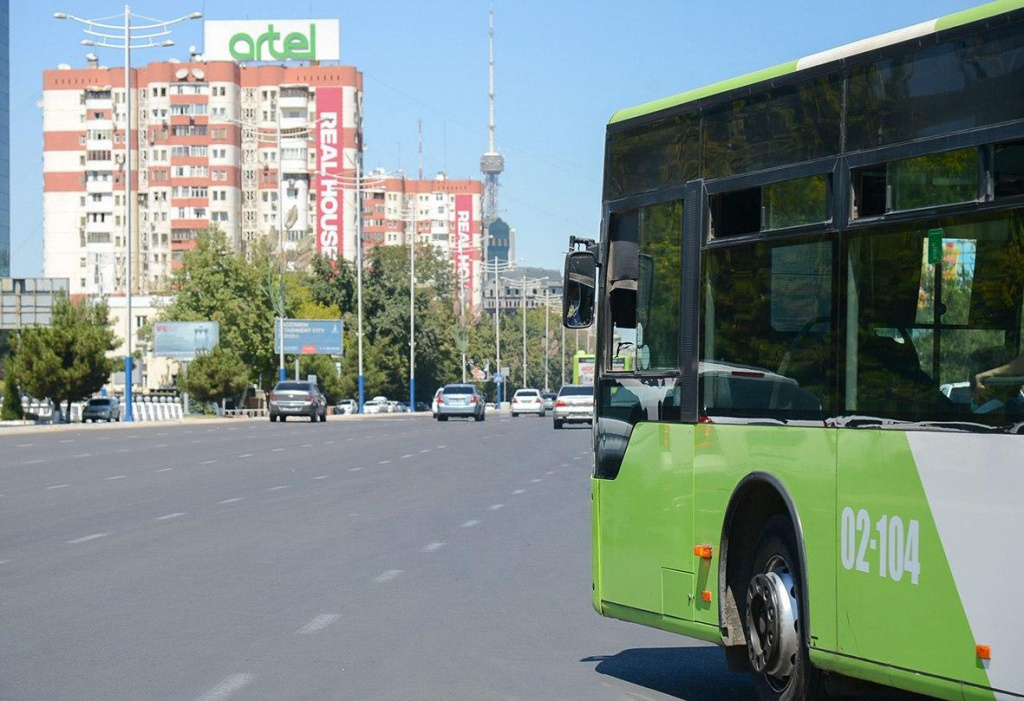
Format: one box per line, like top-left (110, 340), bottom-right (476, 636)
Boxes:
top-left (1, 413), bottom-right (754, 701)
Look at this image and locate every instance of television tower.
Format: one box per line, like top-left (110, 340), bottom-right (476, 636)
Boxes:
top-left (480, 8), bottom-right (503, 227)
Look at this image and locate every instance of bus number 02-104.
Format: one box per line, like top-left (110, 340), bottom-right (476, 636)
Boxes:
top-left (840, 507), bottom-right (921, 585)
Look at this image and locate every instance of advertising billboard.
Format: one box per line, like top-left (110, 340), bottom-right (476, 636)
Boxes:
top-left (153, 321), bottom-right (220, 360)
top-left (275, 319), bottom-right (344, 355)
top-left (453, 194), bottom-right (476, 307)
top-left (316, 87), bottom-right (343, 260)
top-left (203, 20), bottom-right (340, 62)
top-left (0, 277), bottom-right (69, 329)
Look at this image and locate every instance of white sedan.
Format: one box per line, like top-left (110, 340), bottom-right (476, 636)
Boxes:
top-left (511, 388), bottom-right (545, 417)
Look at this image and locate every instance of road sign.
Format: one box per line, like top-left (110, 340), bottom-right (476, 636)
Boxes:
top-left (153, 321), bottom-right (220, 360)
top-left (275, 319), bottom-right (344, 355)
top-left (493, 372), bottom-right (503, 384)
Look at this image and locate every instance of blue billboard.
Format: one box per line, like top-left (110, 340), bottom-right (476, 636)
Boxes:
top-left (275, 319), bottom-right (344, 355)
top-left (152, 321), bottom-right (220, 360)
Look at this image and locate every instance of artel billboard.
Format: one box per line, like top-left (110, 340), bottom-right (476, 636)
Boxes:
top-left (203, 20), bottom-right (340, 62)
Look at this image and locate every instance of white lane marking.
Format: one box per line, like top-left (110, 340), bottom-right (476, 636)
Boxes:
top-left (559, 463), bottom-right (569, 467)
top-left (400, 454), bottom-right (413, 459)
top-left (67, 533), bottom-right (109, 544)
top-left (546, 470), bottom-right (555, 475)
top-left (489, 504), bottom-right (504, 511)
top-left (573, 456), bottom-right (581, 461)
top-left (201, 460), bottom-right (218, 465)
top-left (531, 478), bottom-right (543, 483)
top-left (420, 449), bottom-right (430, 453)
top-left (154, 444), bottom-right (169, 449)
top-left (46, 484), bottom-right (70, 490)
top-left (312, 475), bottom-right (329, 480)
top-left (272, 448), bottom-right (285, 453)
top-left (437, 445), bottom-right (447, 449)
top-left (237, 453), bottom-right (253, 459)
top-left (155, 512), bottom-right (186, 521)
top-left (196, 673), bottom-right (253, 701)
top-left (373, 569), bottom-right (403, 583)
top-left (116, 448), bottom-right (131, 454)
top-left (126, 434), bottom-right (139, 438)
top-left (346, 437), bottom-right (354, 441)
top-left (26, 459), bottom-right (44, 464)
top-left (155, 467), bottom-right (174, 472)
top-left (15, 443), bottom-right (33, 448)
top-left (295, 613), bottom-right (341, 635)
top-left (512, 489), bottom-right (526, 495)
top-left (0, 560), bottom-right (8, 565)
top-left (157, 432), bottom-right (167, 436)
top-left (73, 453), bottom-right (92, 458)
top-left (218, 498), bottom-right (243, 505)
top-left (460, 520), bottom-right (480, 528)
top-left (59, 439), bottom-right (73, 444)
top-left (378, 460), bottom-right (391, 465)
top-left (105, 475), bottom-right (126, 481)
top-left (422, 542), bottom-right (447, 552)
top-left (324, 440), bottom-right (335, 445)
top-left (348, 467), bottom-right (363, 472)
top-left (300, 444), bottom-right (313, 448)
top-left (267, 485), bottom-right (290, 492)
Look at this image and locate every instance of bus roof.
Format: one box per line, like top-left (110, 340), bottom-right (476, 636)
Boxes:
top-left (609, 0), bottom-right (1024, 125)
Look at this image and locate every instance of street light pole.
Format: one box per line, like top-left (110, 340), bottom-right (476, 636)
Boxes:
top-left (544, 288), bottom-right (550, 392)
top-left (355, 156), bottom-right (365, 414)
top-left (55, 5), bottom-right (202, 422)
top-left (522, 274), bottom-right (527, 388)
top-left (494, 256), bottom-right (501, 407)
top-left (408, 191), bottom-right (416, 412)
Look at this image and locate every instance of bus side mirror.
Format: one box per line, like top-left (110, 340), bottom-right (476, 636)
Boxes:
top-left (563, 250), bottom-right (596, 329)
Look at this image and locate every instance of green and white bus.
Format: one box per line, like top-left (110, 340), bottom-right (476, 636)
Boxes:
top-left (562, 2), bottom-right (1024, 700)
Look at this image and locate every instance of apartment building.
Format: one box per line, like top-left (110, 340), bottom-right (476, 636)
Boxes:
top-left (42, 58), bottom-right (363, 296)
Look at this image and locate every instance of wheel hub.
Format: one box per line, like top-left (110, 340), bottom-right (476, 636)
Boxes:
top-left (745, 566), bottom-right (799, 681)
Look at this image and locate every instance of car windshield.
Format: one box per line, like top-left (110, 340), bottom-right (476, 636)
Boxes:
top-left (516, 390), bottom-right (539, 397)
top-left (558, 386), bottom-right (593, 396)
top-left (443, 385), bottom-right (475, 395)
top-left (275, 382), bottom-right (310, 392)
top-left (87, 398), bottom-right (112, 407)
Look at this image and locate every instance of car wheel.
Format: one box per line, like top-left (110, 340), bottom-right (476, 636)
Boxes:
top-left (511, 412), bottom-right (517, 418)
top-left (743, 515), bottom-right (825, 701)
top-left (475, 413), bottom-right (484, 422)
top-left (281, 415), bottom-right (287, 422)
top-left (269, 414), bottom-right (276, 422)
top-left (553, 419), bottom-right (563, 429)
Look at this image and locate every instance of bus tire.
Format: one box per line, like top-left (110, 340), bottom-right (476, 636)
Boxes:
top-left (744, 514), bottom-right (824, 701)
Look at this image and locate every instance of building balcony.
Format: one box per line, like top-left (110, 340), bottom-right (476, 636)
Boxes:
top-left (85, 198), bottom-right (112, 214)
top-left (86, 137), bottom-right (113, 151)
top-left (84, 219), bottom-right (114, 235)
top-left (85, 177), bottom-right (114, 194)
top-left (279, 93), bottom-right (309, 111)
top-left (85, 118), bottom-right (113, 131)
top-left (280, 156), bottom-right (309, 174)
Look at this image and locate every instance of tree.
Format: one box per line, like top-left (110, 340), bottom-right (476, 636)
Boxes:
top-left (298, 355), bottom-right (344, 404)
top-left (159, 229), bottom-right (279, 386)
top-left (178, 346), bottom-right (249, 407)
top-left (1, 371), bottom-right (23, 420)
top-left (7, 294), bottom-right (118, 420)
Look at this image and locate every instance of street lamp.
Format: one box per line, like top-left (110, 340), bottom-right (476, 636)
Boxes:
top-left (507, 275), bottom-right (547, 389)
top-left (56, 6), bottom-right (202, 421)
top-left (223, 112), bottom-right (325, 383)
top-left (317, 166), bottom-right (392, 414)
top-left (481, 256), bottom-right (514, 407)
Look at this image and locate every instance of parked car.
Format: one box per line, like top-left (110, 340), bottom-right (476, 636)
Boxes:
top-left (541, 391), bottom-right (557, 411)
top-left (431, 388), bottom-right (443, 417)
top-left (268, 380), bottom-right (327, 423)
top-left (82, 397), bottom-right (121, 423)
top-left (388, 401), bottom-right (409, 413)
top-left (511, 388), bottom-right (545, 417)
top-left (415, 401), bottom-right (431, 413)
top-left (435, 384), bottom-right (485, 422)
top-left (334, 399), bottom-right (357, 415)
top-left (364, 396), bottom-right (389, 414)
top-left (552, 384), bottom-right (594, 429)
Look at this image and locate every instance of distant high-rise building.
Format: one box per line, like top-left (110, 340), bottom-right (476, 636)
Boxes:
top-left (0, 0), bottom-right (9, 277)
top-left (361, 172), bottom-right (485, 311)
top-left (42, 59), bottom-right (363, 295)
top-left (484, 218), bottom-right (511, 265)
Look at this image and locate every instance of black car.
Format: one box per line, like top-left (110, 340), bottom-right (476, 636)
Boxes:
top-left (82, 397), bottom-right (121, 423)
top-left (269, 381), bottom-right (327, 422)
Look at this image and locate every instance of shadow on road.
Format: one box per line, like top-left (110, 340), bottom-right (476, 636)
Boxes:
top-left (583, 646), bottom-right (754, 700)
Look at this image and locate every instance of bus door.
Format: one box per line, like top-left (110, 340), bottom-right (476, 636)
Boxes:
top-left (592, 201), bottom-right (696, 620)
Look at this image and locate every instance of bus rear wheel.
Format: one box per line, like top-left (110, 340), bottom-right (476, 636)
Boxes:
top-left (744, 515), bottom-right (824, 701)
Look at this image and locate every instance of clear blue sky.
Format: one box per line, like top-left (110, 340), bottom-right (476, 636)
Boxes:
top-left (8, 0), bottom-right (983, 277)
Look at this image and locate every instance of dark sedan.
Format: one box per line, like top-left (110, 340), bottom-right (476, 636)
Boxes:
top-left (82, 397), bottom-right (121, 423)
